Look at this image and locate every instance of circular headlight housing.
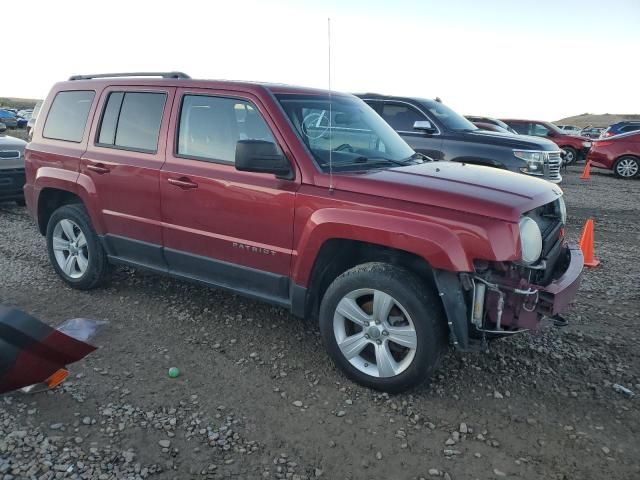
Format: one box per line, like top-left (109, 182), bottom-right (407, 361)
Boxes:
top-left (518, 216), bottom-right (543, 264)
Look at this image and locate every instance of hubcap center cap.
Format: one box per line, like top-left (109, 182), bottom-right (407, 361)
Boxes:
top-left (367, 326), bottom-right (382, 339)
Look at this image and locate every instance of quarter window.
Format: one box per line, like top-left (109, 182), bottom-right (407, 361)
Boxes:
top-left (380, 103), bottom-right (425, 132)
top-left (43, 91), bottom-right (95, 142)
top-left (177, 95), bottom-right (276, 163)
top-left (97, 91), bottom-right (166, 152)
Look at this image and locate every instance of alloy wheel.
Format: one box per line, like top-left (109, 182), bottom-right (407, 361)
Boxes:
top-left (52, 219), bottom-right (89, 279)
top-left (616, 158), bottom-right (639, 178)
top-left (333, 288), bottom-right (417, 378)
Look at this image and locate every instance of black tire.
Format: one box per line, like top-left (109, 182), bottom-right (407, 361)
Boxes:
top-left (613, 156), bottom-right (639, 179)
top-left (562, 147), bottom-right (578, 165)
top-left (15, 198), bottom-right (26, 206)
top-left (319, 262), bottom-right (448, 393)
top-left (46, 203), bottom-right (110, 290)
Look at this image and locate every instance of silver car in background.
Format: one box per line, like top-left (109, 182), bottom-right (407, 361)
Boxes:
top-left (0, 131), bottom-right (28, 205)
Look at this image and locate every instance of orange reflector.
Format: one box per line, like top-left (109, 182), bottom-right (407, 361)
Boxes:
top-left (46, 369), bottom-right (69, 389)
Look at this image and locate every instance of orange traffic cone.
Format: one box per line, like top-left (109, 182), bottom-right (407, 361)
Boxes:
top-left (580, 161), bottom-right (591, 180)
top-left (579, 219), bottom-right (600, 267)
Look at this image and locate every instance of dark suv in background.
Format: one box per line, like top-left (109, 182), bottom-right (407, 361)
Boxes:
top-left (501, 119), bottom-right (592, 165)
top-left (600, 121), bottom-right (640, 138)
top-left (357, 94), bottom-right (563, 182)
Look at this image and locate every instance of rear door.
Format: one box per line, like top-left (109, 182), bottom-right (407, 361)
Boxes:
top-left (82, 86), bottom-right (175, 269)
top-left (159, 88), bottom-right (298, 306)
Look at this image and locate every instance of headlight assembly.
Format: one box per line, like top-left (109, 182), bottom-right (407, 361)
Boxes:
top-left (518, 216), bottom-right (543, 264)
top-left (514, 150), bottom-right (546, 174)
top-left (557, 196), bottom-right (567, 224)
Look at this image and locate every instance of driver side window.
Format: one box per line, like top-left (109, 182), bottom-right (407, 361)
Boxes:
top-left (380, 103), bottom-right (425, 132)
top-left (177, 95), bottom-right (276, 164)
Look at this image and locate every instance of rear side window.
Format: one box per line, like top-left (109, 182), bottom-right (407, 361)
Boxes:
top-left (177, 95), bottom-right (276, 163)
top-left (97, 91), bottom-right (166, 152)
top-left (621, 125), bottom-right (640, 133)
top-left (43, 91), bottom-right (95, 142)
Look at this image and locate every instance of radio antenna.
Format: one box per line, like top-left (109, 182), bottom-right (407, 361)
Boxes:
top-left (328, 17), bottom-right (334, 191)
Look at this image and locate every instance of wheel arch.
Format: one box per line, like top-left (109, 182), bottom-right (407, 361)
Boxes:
top-left (34, 171), bottom-right (104, 235)
top-left (297, 238), bottom-right (439, 321)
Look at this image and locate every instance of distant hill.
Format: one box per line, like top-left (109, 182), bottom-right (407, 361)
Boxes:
top-left (555, 113), bottom-right (640, 128)
top-left (0, 97), bottom-right (41, 110)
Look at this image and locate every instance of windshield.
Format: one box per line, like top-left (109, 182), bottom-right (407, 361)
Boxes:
top-left (420, 100), bottom-right (477, 131)
top-left (276, 94), bottom-right (415, 172)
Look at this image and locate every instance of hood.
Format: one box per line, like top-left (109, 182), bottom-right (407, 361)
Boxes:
top-left (333, 162), bottom-right (563, 222)
top-left (0, 135), bottom-right (28, 150)
top-left (462, 130), bottom-right (560, 151)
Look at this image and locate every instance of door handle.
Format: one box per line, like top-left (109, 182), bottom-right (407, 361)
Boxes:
top-left (168, 177), bottom-right (198, 189)
top-left (87, 164), bottom-right (110, 174)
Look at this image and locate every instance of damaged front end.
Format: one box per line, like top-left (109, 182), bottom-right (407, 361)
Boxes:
top-left (434, 197), bottom-right (584, 350)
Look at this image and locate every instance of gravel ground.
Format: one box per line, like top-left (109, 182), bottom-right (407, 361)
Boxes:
top-left (0, 166), bottom-right (638, 480)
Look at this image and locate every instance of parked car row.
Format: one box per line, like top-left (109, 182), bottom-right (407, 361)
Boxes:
top-left (15, 71), bottom-right (585, 392)
top-left (0, 107), bottom-right (33, 129)
top-left (556, 121), bottom-right (640, 140)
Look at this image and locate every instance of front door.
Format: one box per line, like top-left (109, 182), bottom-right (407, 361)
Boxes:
top-left (160, 88), bottom-right (299, 306)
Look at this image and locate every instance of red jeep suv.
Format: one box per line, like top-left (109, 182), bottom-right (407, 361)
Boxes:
top-left (24, 73), bottom-right (583, 392)
top-left (501, 119), bottom-right (592, 165)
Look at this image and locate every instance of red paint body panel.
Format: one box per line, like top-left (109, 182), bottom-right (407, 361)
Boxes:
top-left (25, 78), bottom-right (570, 294)
top-left (587, 132), bottom-right (640, 171)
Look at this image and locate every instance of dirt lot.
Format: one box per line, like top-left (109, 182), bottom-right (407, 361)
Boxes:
top-left (0, 166), bottom-right (638, 480)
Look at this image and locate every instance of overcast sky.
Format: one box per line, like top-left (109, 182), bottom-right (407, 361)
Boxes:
top-left (5, 0), bottom-right (639, 120)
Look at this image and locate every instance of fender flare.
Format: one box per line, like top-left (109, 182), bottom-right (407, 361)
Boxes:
top-left (34, 169), bottom-right (105, 235)
top-left (291, 208), bottom-right (473, 286)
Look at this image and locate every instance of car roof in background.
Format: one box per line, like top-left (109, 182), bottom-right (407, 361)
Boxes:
top-left (603, 129), bottom-right (640, 140)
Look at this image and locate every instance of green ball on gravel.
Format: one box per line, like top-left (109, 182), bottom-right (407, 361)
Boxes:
top-left (168, 367), bottom-right (180, 378)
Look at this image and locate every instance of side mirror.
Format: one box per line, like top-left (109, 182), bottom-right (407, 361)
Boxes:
top-left (0, 122), bottom-right (6, 133)
top-left (547, 130), bottom-right (556, 137)
top-left (413, 120), bottom-right (436, 133)
top-left (235, 140), bottom-right (292, 178)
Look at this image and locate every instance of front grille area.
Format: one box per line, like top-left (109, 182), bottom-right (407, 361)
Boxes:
top-left (546, 152), bottom-right (562, 181)
top-left (0, 150), bottom-right (21, 159)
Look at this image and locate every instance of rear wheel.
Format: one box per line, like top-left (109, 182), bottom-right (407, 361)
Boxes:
top-left (319, 262), bottom-right (448, 393)
top-left (562, 147), bottom-right (578, 165)
top-left (46, 203), bottom-right (110, 290)
top-left (613, 156), bottom-right (639, 178)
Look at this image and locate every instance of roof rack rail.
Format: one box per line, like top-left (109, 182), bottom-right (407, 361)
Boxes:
top-left (68, 72), bottom-right (191, 81)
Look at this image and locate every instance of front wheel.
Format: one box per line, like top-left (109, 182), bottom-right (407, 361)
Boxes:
top-left (319, 262), bottom-right (448, 393)
top-left (562, 147), bottom-right (578, 165)
top-left (613, 156), bottom-right (639, 178)
top-left (46, 203), bottom-right (110, 290)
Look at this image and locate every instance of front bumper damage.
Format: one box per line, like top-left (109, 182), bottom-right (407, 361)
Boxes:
top-left (434, 243), bottom-right (584, 350)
